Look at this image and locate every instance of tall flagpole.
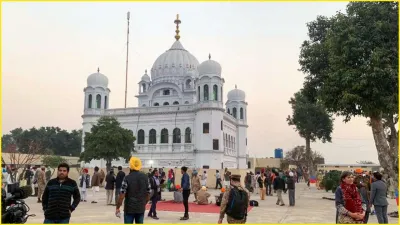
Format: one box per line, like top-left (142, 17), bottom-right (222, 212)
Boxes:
top-left (124, 12), bottom-right (130, 108)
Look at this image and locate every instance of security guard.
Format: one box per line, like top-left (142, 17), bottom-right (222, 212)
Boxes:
top-left (218, 174), bottom-right (250, 224)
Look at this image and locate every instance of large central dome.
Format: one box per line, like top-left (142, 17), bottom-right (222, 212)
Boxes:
top-left (150, 40), bottom-right (199, 80)
top-left (150, 14), bottom-right (199, 81)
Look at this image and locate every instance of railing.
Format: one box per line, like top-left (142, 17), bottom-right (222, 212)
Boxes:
top-left (84, 105), bottom-right (195, 116)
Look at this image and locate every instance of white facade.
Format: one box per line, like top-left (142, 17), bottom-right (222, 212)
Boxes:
top-left (81, 16), bottom-right (249, 169)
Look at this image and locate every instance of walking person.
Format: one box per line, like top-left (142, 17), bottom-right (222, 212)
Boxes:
top-left (42, 163), bottom-right (80, 224)
top-left (99, 169), bottom-right (105, 187)
top-left (24, 165), bottom-right (33, 186)
top-left (257, 172), bottom-right (266, 200)
top-left (91, 166), bottom-right (101, 204)
top-left (6, 166), bottom-right (19, 194)
top-left (218, 174), bottom-right (250, 224)
top-left (33, 166), bottom-right (39, 196)
top-left (115, 166), bottom-right (125, 204)
top-left (191, 170), bottom-right (201, 202)
top-left (148, 169), bottom-right (164, 220)
top-left (224, 168), bottom-right (231, 188)
top-left (78, 168), bottom-right (90, 202)
top-left (369, 172), bottom-right (389, 224)
top-left (244, 172), bottom-right (252, 191)
top-left (105, 170), bottom-right (116, 205)
top-left (215, 170), bottom-right (222, 189)
top-left (335, 171), bottom-right (366, 224)
top-left (286, 172), bottom-right (295, 206)
top-left (2, 165), bottom-right (8, 192)
top-left (357, 177), bottom-right (371, 224)
top-left (37, 166), bottom-right (46, 203)
top-left (179, 166), bottom-right (190, 220)
top-left (201, 171), bottom-right (208, 187)
top-left (45, 166), bottom-right (52, 183)
top-left (273, 172), bottom-right (285, 206)
top-left (115, 157), bottom-right (150, 224)
top-left (266, 171), bottom-right (273, 196)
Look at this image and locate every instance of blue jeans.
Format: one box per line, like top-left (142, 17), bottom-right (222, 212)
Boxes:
top-left (44, 218), bottom-right (70, 224)
top-left (124, 213), bottom-right (144, 224)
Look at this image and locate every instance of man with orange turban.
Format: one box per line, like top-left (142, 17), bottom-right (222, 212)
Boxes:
top-left (116, 157), bottom-right (150, 224)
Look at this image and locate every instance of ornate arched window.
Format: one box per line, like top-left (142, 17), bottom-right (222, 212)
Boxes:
top-left (173, 128), bottom-right (181, 143)
top-left (104, 96), bottom-right (108, 109)
top-left (88, 94), bottom-right (92, 108)
top-left (227, 108), bottom-right (230, 114)
top-left (149, 129), bottom-right (156, 144)
top-left (185, 127), bottom-right (191, 143)
top-left (240, 107), bottom-right (244, 119)
top-left (204, 84), bottom-right (209, 101)
top-left (198, 86), bottom-right (201, 101)
top-left (161, 128), bottom-right (169, 143)
top-left (233, 107), bottom-right (237, 118)
top-left (138, 129), bottom-right (145, 144)
top-left (163, 102), bottom-right (169, 106)
top-left (154, 103), bottom-right (159, 106)
top-left (213, 85), bottom-right (218, 101)
top-left (96, 94), bottom-right (101, 109)
top-left (173, 101), bottom-right (179, 105)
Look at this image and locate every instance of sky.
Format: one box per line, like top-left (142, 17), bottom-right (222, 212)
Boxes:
top-left (2, 2), bottom-right (380, 164)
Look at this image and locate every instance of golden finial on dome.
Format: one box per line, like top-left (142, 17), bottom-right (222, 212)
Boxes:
top-left (174, 14), bottom-right (181, 41)
top-left (235, 84), bottom-right (237, 89)
top-left (209, 53), bottom-right (211, 60)
top-left (97, 67), bottom-right (100, 73)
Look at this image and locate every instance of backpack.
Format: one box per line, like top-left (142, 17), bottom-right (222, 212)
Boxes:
top-left (249, 200), bottom-right (259, 207)
top-left (225, 187), bottom-right (248, 220)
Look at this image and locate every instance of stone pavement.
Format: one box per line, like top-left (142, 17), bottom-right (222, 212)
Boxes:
top-left (25, 183), bottom-right (398, 224)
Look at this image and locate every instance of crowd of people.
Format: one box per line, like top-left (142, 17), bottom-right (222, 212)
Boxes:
top-left (2, 164), bottom-right (53, 203)
top-left (335, 170), bottom-right (396, 224)
top-left (2, 161), bottom-right (397, 224)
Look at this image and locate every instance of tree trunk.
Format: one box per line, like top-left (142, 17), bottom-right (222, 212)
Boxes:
top-left (106, 160), bottom-right (112, 172)
top-left (370, 115), bottom-right (398, 187)
top-left (305, 137), bottom-right (315, 177)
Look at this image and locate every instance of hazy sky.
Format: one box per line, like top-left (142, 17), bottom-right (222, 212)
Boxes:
top-left (2, 2), bottom-right (379, 164)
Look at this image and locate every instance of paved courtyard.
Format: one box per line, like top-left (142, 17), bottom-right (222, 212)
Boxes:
top-left (25, 183), bottom-right (398, 224)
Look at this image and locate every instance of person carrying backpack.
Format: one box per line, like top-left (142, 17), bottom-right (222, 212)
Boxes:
top-left (218, 174), bottom-right (250, 224)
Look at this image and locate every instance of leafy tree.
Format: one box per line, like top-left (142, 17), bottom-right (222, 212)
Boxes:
top-left (282, 145), bottom-right (324, 173)
top-left (80, 116), bottom-right (135, 172)
top-left (299, 2), bottom-right (398, 183)
top-left (287, 90), bottom-right (333, 176)
top-left (2, 127), bottom-right (82, 156)
top-left (42, 155), bottom-right (69, 177)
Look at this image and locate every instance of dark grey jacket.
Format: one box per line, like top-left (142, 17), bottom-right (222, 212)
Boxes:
top-left (370, 180), bottom-right (389, 206)
top-left (123, 171), bottom-right (150, 214)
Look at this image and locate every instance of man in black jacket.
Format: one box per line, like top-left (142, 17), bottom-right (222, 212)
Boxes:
top-left (286, 172), bottom-right (295, 206)
top-left (42, 163), bottom-right (80, 224)
top-left (273, 172), bottom-right (285, 206)
top-left (116, 157), bottom-right (150, 224)
top-left (115, 166), bottom-right (126, 204)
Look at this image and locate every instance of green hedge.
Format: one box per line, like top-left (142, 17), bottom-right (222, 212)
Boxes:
top-left (322, 170), bottom-right (341, 192)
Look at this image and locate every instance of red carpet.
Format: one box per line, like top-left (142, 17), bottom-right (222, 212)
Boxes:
top-left (145, 200), bottom-right (253, 214)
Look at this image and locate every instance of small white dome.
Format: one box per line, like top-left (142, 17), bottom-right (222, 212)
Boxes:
top-left (141, 70), bottom-right (151, 82)
top-left (151, 41), bottom-right (199, 80)
top-left (227, 86), bottom-right (246, 101)
top-left (87, 69), bottom-right (108, 87)
top-left (198, 54), bottom-right (221, 76)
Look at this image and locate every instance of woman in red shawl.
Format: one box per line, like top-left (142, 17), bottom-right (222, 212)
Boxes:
top-left (335, 171), bottom-right (366, 224)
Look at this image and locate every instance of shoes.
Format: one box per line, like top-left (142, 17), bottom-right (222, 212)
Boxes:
top-left (180, 216), bottom-right (189, 220)
top-left (280, 204), bottom-right (285, 206)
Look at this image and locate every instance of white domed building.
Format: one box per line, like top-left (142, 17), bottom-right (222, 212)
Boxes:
top-left (82, 15), bottom-right (248, 169)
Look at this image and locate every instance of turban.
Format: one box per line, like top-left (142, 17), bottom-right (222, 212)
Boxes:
top-left (129, 157), bottom-right (142, 171)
